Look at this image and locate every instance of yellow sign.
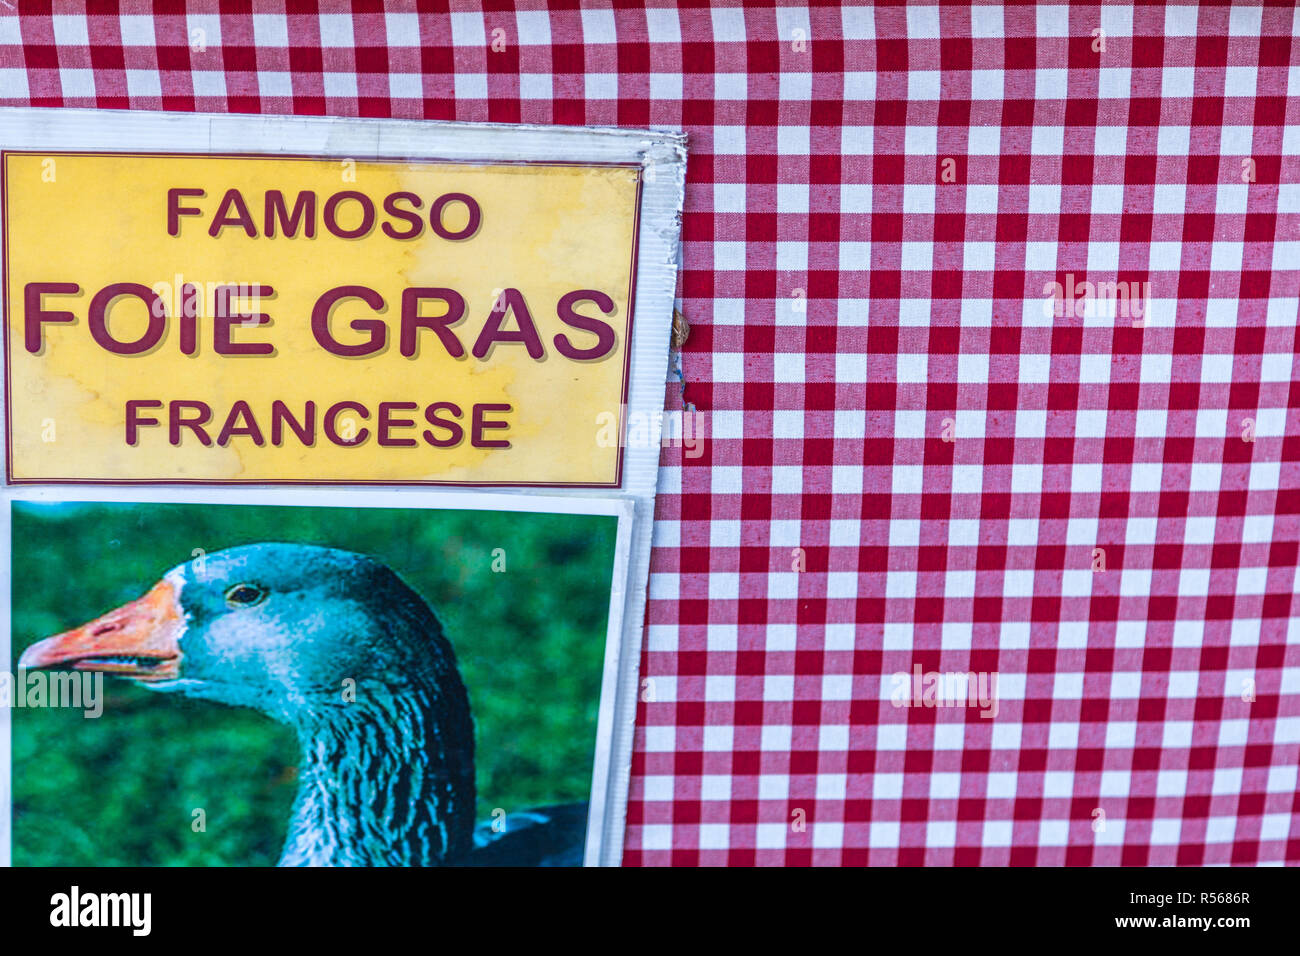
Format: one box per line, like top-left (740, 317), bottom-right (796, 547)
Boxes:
top-left (3, 152), bottom-right (642, 485)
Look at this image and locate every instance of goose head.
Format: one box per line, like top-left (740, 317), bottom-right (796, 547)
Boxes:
top-left (20, 542), bottom-right (478, 865)
top-left (20, 542), bottom-right (460, 721)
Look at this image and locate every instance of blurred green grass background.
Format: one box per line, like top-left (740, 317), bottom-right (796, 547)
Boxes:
top-left (11, 500), bottom-right (616, 866)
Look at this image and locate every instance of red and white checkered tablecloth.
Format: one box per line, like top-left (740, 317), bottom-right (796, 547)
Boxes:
top-left (3, 2), bottom-right (1299, 867)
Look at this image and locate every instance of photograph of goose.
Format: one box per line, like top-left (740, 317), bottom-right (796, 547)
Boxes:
top-left (4, 494), bottom-right (633, 867)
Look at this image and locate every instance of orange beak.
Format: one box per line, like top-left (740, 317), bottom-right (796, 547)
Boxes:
top-left (18, 580), bottom-right (183, 682)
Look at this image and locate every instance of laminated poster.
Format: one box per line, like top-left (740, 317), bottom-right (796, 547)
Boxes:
top-left (0, 109), bottom-right (687, 868)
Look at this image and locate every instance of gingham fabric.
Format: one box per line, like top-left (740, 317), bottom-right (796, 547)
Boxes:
top-left (3, 2), bottom-right (1300, 867)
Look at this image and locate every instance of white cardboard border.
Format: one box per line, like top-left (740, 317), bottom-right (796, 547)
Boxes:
top-left (0, 109), bottom-right (688, 868)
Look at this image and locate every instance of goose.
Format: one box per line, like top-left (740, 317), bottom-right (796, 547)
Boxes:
top-left (18, 542), bottom-right (589, 867)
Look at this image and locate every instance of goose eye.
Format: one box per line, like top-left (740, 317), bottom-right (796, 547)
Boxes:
top-left (225, 584), bottom-right (267, 608)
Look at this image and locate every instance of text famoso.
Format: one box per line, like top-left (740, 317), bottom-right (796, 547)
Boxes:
top-left (167, 186), bottom-right (485, 242)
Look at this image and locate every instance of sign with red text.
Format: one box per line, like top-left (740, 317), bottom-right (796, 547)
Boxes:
top-left (4, 151), bottom-right (643, 485)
